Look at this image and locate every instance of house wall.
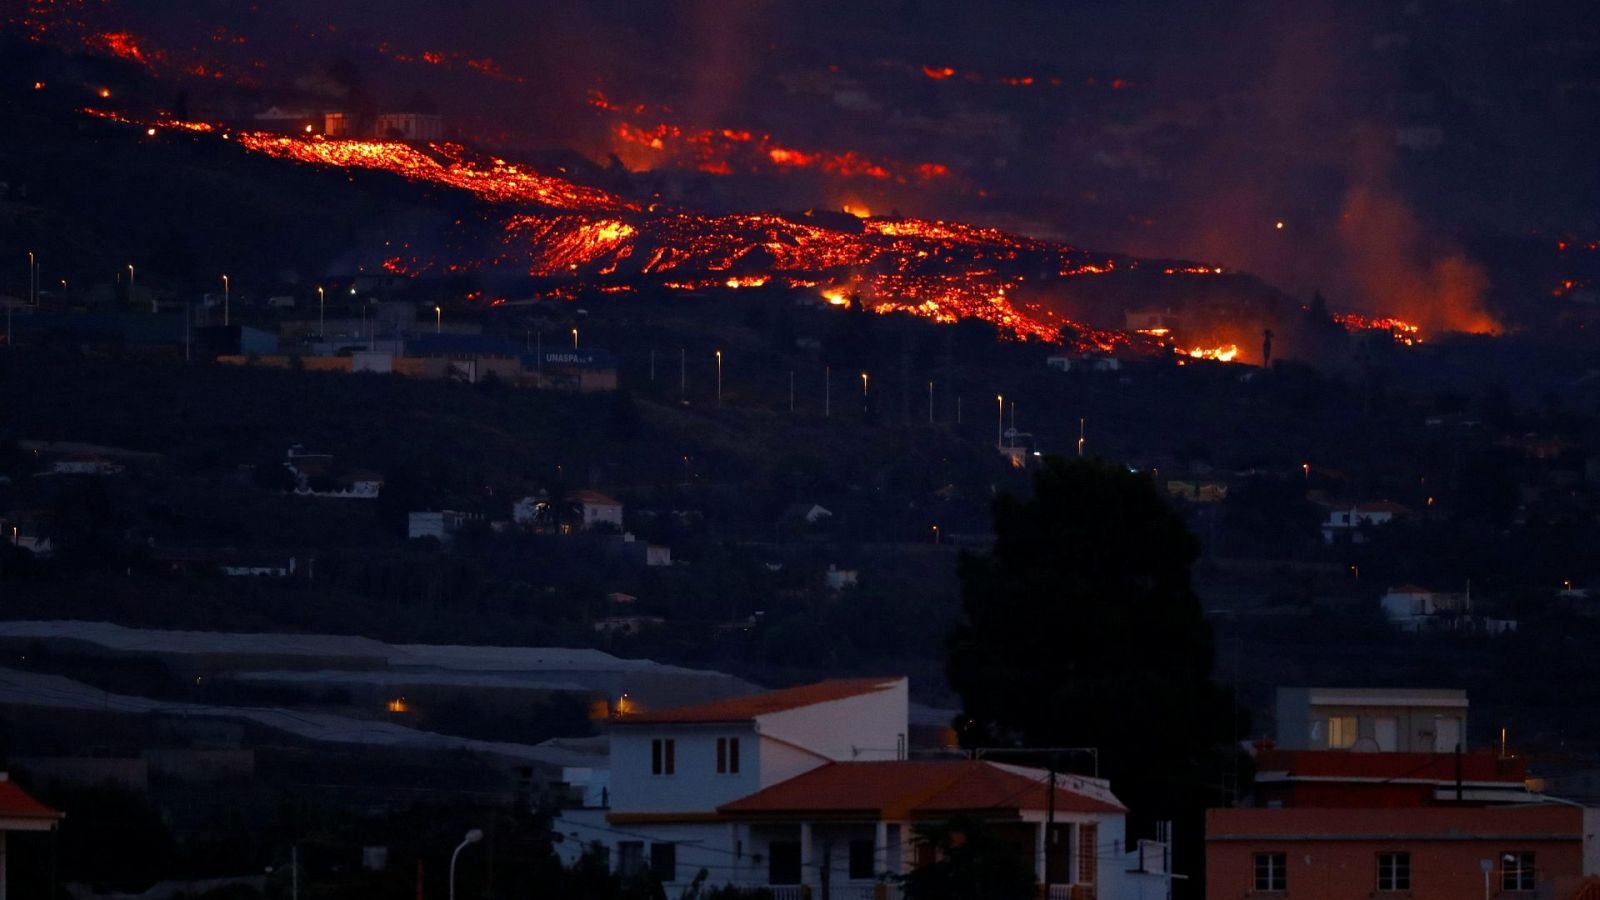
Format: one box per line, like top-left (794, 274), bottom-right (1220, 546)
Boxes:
top-left (758, 680), bottom-right (908, 765)
top-left (610, 724), bottom-right (762, 814)
top-left (1275, 689), bottom-right (1468, 752)
top-left (757, 734), bottom-right (831, 790)
top-left (1206, 833), bottom-right (1583, 900)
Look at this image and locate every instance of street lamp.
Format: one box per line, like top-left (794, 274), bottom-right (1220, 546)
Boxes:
top-left (932, 524), bottom-right (940, 544)
top-left (715, 350), bottom-right (723, 407)
top-left (571, 327), bottom-right (579, 350)
top-left (435, 305), bottom-right (442, 334)
top-left (996, 394), bottom-right (1004, 449)
top-left (317, 286), bottom-right (325, 338)
top-left (450, 829), bottom-right (484, 900)
top-left (26, 252), bottom-right (35, 306)
top-left (860, 372), bottom-right (869, 414)
top-left (221, 274), bottom-right (230, 326)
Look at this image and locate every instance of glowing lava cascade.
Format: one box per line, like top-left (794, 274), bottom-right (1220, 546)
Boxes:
top-left (106, 116), bottom-right (1421, 356)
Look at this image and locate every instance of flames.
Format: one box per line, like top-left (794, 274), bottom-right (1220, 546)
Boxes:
top-left (97, 113), bottom-right (1432, 360)
top-left (1329, 312), bottom-right (1423, 345)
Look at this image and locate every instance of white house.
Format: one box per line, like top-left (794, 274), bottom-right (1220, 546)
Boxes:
top-left (48, 455), bottom-right (124, 476)
top-left (553, 678), bottom-right (1165, 900)
top-left (1380, 584), bottom-right (1468, 631)
top-left (1320, 501), bottom-right (1409, 544)
top-left (573, 490), bottom-right (625, 530)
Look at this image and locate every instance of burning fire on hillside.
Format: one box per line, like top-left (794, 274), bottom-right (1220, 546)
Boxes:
top-left (93, 109), bottom-right (1430, 359)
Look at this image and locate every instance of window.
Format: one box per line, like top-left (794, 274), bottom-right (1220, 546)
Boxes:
top-left (650, 842), bottom-right (676, 881)
top-left (1253, 853), bottom-right (1287, 892)
top-left (768, 841), bottom-right (802, 885)
top-left (617, 841), bottom-right (645, 876)
top-left (849, 839), bottom-right (876, 880)
top-left (1328, 716), bottom-right (1358, 749)
top-left (717, 737), bottom-right (741, 774)
top-left (1377, 852), bottom-right (1410, 891)
top-left (1502, 851), bottom-right (1535, 891)
top-left (651, 738), bottom-right (675, 775)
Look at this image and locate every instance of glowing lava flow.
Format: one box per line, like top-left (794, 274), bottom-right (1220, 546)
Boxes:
top-left (111, 115), bottom-right (1422, 357)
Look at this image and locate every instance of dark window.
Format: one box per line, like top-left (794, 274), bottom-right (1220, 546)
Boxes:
top-left (1377, 852), bottom-right (1410, 891)
top-left (650, 842), bottom-right (676, 881)
top-left (617, 841), bottom-right (645, 876)
top-left (768, 841), bottom-right (802, 885)
top-left (651, 738), bottom-right (675, 775)
top-left (849, 839), bottom-right (876, 880)
top-left (1502, 852), bottom-right (1535, 891)
top-left (718, 737), bottom-right (741, 774)
top-left (1253, 852), bottom-right (1286, 892)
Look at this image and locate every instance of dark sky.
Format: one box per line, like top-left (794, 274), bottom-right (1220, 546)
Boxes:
top-left (21, 0), bottom-right (1600, 326)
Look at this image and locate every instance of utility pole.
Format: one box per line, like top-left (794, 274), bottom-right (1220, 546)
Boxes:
top-left (996, 394), bottom-right (1004, 449)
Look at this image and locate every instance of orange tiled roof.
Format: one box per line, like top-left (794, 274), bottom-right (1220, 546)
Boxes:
top-left (1207, 803), bottom-right (1579, 838)
top-left (0, 778), bottom-right (63, 821)
top-left (617, 678), bottom-right (901, 724)
top-left (720, 760), bottom-right (1123, 818)
top-left (1255, 749), bottom-right (1527, 784)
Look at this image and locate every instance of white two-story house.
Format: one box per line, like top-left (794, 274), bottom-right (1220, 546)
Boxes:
top-left (553, 677), bottom-right (1167, 900)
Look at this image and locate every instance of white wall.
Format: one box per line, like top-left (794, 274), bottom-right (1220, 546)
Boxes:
top-left (610, 724), bottom-right (761, 814)
top-left (757, 679), bottom-right (908, 764)
top-left (757, 734), bottom-right (831, 790)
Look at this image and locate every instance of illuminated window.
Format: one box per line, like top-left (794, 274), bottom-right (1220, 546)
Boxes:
top-left (1328, 716), bottom-right (1358, 749)
top-left (1502, 852), bottom-right (1535, 891)
top-left (1253, 853), bottom-right (1287, 892)
top-left (717, 737), bottom-right (741, 774)
top-left (1377, 852), bottom-right (1410, 891)
top-left (651, 738), bottom-right (675, 775)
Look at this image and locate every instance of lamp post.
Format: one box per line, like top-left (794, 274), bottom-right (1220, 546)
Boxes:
top-left (996, 394), bottom-right (1004, 449)
top-left (26, 252), bottom-right (35, 306)
top-left (222, 274), bottom-right (230, 326)
top-left (860, 372), bottom-right (869, 414)
top-left (571, 327), bottom-right (579, 350)
top-left (715, 350), bottom-right (723, 407)
top-left (450, 829), bottom-right (484, 900)
top-left (317, 287), bottom-right (325, 338)
top-left (434, 305), bottom-right (442, 334)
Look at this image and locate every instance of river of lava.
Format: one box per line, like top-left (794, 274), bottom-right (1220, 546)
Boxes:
top-left (178, 127), bottom-right (1157, 350)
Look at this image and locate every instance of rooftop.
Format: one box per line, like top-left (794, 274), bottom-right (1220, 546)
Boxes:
top-left (720, 760), bottom-right (1123, 818)
top-left (617, 677), bottom-right (902, 724)
top-left (1255, 750), bottom-right (1528, 785)
top-left (0, 776), bottom-right (64, 824)
top-left (1207, 803), bottom-right (1581, 839)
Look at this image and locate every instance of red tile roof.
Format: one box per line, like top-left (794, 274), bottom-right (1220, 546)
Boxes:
top-left (0, 778), bottom-right (63, 822)
top-left (617, 678), bottom-right (902, 724)
top-left (1255, 750), bottom-right (1528, 784)
top-left (1207, 803), bottom-right (1580, 839)
top-left (719, 760), bottom-right (1124, 818)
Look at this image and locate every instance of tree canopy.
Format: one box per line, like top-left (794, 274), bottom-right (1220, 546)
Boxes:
top-left (946, 456), bottom-right (1235, 819)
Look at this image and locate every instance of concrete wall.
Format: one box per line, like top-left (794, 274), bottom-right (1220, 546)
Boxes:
top-left (610, 724), bottom-right (762, 814)
top-left (758, 680), bottom-right (908, 764)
